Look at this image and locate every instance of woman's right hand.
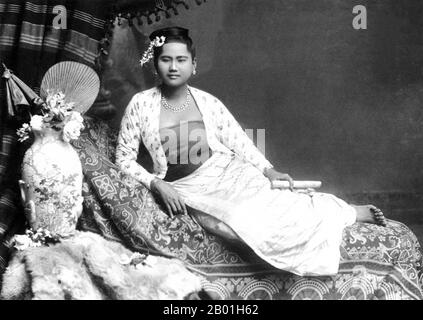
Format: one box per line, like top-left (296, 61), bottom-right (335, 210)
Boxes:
top-left (150, 178), bottom-right (187, 218)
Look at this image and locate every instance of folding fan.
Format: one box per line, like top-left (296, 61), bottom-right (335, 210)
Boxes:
top-left (40, 61), bottom-right (100, 114)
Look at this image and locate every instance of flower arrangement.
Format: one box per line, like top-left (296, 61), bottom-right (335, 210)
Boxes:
top-left (13, 227), bottom-right (61, 251)
top-left (139, 36), bottom-right (166, 67)
top-left (16, 91), bottom-right (84, 143)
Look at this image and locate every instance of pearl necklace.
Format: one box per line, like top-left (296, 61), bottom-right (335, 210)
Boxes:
top-left (161, 88), bottom-right (190, 113)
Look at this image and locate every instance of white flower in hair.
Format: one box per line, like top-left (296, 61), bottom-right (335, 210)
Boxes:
top-left (154, 36), bottom-right (166, 47)
top-left (140, 36), bottom-right (166, 67)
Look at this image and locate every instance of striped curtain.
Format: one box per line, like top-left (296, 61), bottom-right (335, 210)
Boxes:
top-left (0, 0), bottom-right (114, 284)
top-left (0, 0), bottom-right (111, 92)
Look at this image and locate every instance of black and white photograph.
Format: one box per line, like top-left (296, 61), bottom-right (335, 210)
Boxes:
top-left (0, 0), bottom-right (422, 304)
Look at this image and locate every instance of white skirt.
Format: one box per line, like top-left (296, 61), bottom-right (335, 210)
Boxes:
top-left (170, 152), bottom-right (356, 276)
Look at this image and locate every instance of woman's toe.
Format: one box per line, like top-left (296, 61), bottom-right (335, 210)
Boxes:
top-left (375, 214), bottom-right (387, 226)
top-left (368, 207), bottom-right (387, 226)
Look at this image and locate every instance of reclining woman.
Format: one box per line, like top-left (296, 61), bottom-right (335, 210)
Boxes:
top-left (116, 26), bottom-right (387, 277)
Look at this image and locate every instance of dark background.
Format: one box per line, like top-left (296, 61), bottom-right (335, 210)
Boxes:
top-left (104, 0), bottom-right (423, 238)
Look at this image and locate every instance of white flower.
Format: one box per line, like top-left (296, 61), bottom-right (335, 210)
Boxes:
top-left (154, 36), bottom-right (166, 47)
top-left (48, 91), bottom-right (65, 105)
top-left (55, 91), bottom-right (65, 101)
top-left (13, 234), bottom-right (37, 251)
top-left (140, 36), bottom-right (166, 66)
top-left (46, 91), bottom-right (60, 108)
top-left (69, 111), bottom-right (84, 124)
top-left (30, 115), bottom-right (44, 132)
top-left (62, 119), bottom-right (84, 142)
top-left (16, 123), bottom-right (31, 142)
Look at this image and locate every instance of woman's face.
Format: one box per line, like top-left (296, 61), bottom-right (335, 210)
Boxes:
top-left (156, 42), bottom-right (196, 88)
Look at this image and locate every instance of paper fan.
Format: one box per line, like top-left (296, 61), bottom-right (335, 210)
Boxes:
top-left (40, 61), bottom-right (100, 114)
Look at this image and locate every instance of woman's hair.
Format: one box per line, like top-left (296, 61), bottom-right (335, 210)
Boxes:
top-left (149, 27), bottom-right (196, 68)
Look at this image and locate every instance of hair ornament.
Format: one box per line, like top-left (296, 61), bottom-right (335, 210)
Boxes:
top-left (140, 36), bottom-right (166, 67)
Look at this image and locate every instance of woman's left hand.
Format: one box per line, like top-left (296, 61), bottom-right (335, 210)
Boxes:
top-left (264, 168), bottom-right (294, 191)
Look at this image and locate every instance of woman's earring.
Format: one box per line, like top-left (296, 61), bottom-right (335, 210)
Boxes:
top-left (192, 69), bottom-right (197, 76)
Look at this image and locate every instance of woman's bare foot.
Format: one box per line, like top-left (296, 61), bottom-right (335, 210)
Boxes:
top-left (352, 205), bottom-right (387, 226)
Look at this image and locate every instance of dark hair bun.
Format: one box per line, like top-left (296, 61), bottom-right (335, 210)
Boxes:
top-left (149, 26), bottom-right (196, 65)
top-left (149, 27), bottom-right (190, 41)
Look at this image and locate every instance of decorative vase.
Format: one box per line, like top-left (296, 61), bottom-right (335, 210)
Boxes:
top-left (21, 128), bottom-right (83, 236)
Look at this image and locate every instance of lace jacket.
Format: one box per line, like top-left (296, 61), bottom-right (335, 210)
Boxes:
top-left (115, 86), bottom-right (273, 189)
